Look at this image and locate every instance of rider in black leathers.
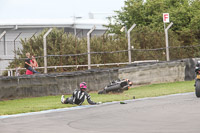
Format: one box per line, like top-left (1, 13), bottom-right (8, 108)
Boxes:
top-left (195, 61), bottom-right (200, 72)
top-left (194, 61), bottom-right (200, 87)
top-left (61, 82), bottom-right (97, 105)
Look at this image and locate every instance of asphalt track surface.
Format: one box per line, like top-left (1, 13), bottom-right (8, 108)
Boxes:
top-left (0, 92), bottom-right (200, 133)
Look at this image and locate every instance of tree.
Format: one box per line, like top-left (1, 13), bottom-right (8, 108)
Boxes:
top-left (107, 0), bottom-right (200, 32)
top-left (104, 0), bottom-right (200, 62)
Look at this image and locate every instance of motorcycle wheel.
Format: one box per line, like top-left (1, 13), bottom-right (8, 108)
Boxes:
top-left (195, 80), bottom-right (200, 98)
top-left (105, 84), bottom-right (121, 92)
top-left (98, 90), bottom-right (106, 94)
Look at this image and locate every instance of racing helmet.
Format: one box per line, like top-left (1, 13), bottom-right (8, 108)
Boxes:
top-left (197, 61), bottom-right (200, 67)
top-left (80, 82), bottom-right (87, 90)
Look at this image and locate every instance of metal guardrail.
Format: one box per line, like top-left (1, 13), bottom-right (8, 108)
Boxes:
top-left (1, 60), bottom-right (159, 76)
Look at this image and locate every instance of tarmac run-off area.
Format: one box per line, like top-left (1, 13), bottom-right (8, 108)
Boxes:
top-left (0, 92), bottom-right (200, 133)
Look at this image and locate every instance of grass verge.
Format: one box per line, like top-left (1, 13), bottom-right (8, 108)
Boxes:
top-left (0, 80), bottom-right (195, 115)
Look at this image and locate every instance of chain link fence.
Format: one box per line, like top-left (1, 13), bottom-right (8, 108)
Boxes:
top-left (1, 40), bottom-right (200, 76)
top-left (1, 27), bottom-right (200, 77)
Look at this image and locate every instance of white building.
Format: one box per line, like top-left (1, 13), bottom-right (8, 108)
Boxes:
top-left (0, 18), bottom-right (110, 74)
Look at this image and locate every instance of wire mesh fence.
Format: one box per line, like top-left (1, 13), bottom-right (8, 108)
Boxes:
top-left (1, 39), bottom-right (200, 76)
top-left (0, 41), bottom-right (22, 56)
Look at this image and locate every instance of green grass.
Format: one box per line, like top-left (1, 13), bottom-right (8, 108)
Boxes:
top-left (0, 81), bottom-right (195, 116)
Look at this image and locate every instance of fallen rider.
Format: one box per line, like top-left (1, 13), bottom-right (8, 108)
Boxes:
top-left (61, 82), bottom-right (101, 105)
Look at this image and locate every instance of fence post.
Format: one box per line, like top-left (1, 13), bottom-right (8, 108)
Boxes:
top-left (14, 32), bottom-right (22, 57)
top-left (165, 22), bottom-right (173, 61)
top-left (0, 31), bottom-right (6, 55)
top-left (127, 24), bottom-right (136, 64)
top-left (8, 70), bottom-right (10, 76)
top-left (43, 28), bottom-right (52, 73)
top-left (87, 26), bottom-right (96, 70)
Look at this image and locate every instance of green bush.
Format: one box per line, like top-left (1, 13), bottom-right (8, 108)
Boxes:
top-left (6, 27), bottom-right (200, 73)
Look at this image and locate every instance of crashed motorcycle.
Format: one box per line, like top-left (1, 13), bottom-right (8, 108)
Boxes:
top-left (195, 68), bottom-right (200, 98)
top-left (98, 79), bottom-right (133, 94)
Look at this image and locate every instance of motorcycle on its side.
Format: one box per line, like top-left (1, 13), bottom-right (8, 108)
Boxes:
top-left (98, 79), bottom-right (133, 94)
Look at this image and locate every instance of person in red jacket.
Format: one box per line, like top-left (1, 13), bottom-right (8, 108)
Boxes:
top-left (25, 54), bottom-right (39, 75)
top-left (61, 82), bottom-right (100, 105)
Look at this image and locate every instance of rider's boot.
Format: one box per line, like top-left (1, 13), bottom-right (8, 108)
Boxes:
top-left (61, 95), bottom-right (65, 104)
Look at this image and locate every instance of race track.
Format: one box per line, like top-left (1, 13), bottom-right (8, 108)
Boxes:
top-left (0, 92), bottom-right (200, 133)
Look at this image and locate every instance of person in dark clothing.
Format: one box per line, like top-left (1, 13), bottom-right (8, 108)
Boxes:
top-left (24, 52), bottom-right (39, 74)
top-left (194, 61), bottom-right (200, 86)
top-left (61, 82), bottom-right (99, 105)
top-left (195, 61), bottom-right (200, 72)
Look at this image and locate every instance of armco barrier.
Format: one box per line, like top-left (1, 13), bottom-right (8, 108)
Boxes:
top-left (0, 60), bottom-right (193, 100)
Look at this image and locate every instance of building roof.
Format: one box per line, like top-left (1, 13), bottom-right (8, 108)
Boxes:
top-left (0, 18), bottom-right (110, 30)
